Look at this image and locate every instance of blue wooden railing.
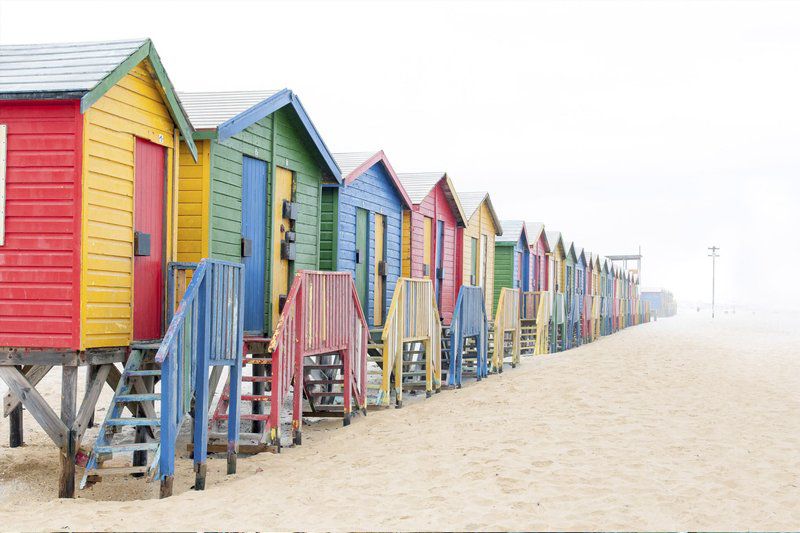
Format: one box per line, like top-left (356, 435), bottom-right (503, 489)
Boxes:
top-left (447, 285), bottom-right (488, 387)
top-left (155, 259), bottom-right (244, 487)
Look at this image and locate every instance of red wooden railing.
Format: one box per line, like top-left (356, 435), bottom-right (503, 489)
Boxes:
top-left (268, 271), bottom-right (368, 444)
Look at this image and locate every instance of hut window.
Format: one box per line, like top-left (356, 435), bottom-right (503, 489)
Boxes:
top-left (0, 124), bottom-right (6, 246)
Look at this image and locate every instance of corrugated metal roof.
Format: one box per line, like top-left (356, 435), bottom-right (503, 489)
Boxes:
top-left (575, 246), bottom-right (585, 264)
top-left (527, 221), bottom-right (545, 243)
top-left (458, 191), bottom-right (503, 235)
top-left (333, 151), bottom-right (379, 179)
top-left (396, 172), bottom-right (446, 204)
top-left (179, 90), bottom-right (280, 130)
top-left (458, 191), bottom-right (488, 219)
top-left (497, 219), bottom-right (525, 243)
top-left (545, 231), bottom-right (563, 252)
top-left (0, 39), bottom-right (147, 95)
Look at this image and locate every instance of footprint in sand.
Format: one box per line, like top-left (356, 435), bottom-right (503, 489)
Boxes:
top-left (532, 460), bottom-right (554, 468)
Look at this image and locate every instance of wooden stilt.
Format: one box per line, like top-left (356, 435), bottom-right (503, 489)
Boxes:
top-left (227, 450), bottom-right (237, 475)
top-left (160, 476), bottom-right (174, 498)
top-left (59, 365), bottom-right (78, 498)
top-left (9, 365), bottom-right (23, 447)
top-left (85, 365), bottom-right (97, 429)
top-left (9, 402), bottom-right (23, 447)
top-left (194, 463), bottom-right (206, 490)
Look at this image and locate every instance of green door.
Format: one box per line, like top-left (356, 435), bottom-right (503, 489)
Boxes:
top-left (355, 208), bottom-right (369, 314)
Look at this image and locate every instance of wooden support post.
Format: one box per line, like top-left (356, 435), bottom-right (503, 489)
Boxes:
top-left (59, 365), bottom-right (78, 498)
top-left (9, 403), bottom-right (23, 447)
top-left (160, 476), bottom-right (174, 498)
top-left (9, 365), bottom-right (23, 447)
top-left (251, 362), bottom-right (265, 434)
top-left (85, 365), bottom-right (97, 429)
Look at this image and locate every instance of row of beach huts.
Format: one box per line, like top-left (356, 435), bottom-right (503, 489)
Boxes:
top-left (0, 39), bottom-right (654, 498)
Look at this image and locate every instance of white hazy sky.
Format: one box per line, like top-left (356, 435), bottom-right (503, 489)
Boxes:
top-left (1, 0), bottom-right (799, 310)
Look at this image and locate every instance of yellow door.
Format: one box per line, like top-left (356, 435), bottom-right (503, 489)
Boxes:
top-left (374, 213), bottom-right (386, 326)
top-left (422, 216), bottom-right (433, 278)
top-left (271, 166), bottom-right (293, 328)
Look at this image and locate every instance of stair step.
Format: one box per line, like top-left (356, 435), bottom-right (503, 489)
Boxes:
top-left (305, 379), bottom-right (344, 385)
top-left (126, 369), bottom-right (161, 377)
top-left (242, 394), bottom-right (271, 401)
top-left (94, 442), bottom-right (159, 454)
top-left (242, 375), bottom-right (271, 383)
top-left (106, 417), bottom-right (160, 427)
top-left (367, 343), bottom-right (383, 349)
top-left (304, 364), bottom-right (342, 370)
top-left (87, 465), bottom-right (149, 476)
top-left (244, 358), bottom-right (272, 365)
top-left (115, 393), bottom-right (160, 402)
top-left (307, 391), bottom-right (343, 397)
top-left (131, 341), bottom-right (161, 351)
top-left (217, 413), bottom-right (270, 421)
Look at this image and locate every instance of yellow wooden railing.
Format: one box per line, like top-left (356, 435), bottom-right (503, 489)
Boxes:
top-left (375, 278), bottom-right (442, 406)
top-left (490, 287), bottom-right (521, 370)
top-left (533, 291), bottom-right (550, 355)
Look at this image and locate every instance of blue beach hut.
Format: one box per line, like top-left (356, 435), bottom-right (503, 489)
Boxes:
top-left (320, 151), bottom-right (412, 328)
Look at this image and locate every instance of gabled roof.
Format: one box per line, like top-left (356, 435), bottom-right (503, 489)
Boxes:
top-left (585, 251), bottom-right (593, 269)
top-left (397, 172), bottom-right (467, 226)
top-left (526, 221), bottom-right (547, 251)
top-left (0, 38), bottom-right (197, 159)
top-left (458, 191), bottom-right (503, 235)
top-left (332, 150), bottom-right (412, 208)
top-left (565, 241), bottom-right (577, 263)
top-left (575, 246), bottom-right (586, 267)
top-left (496, 220), bottom-right (527, 246)
top-left (545, 231), bottom-right (564, 256)
top-left (180, 89), bottom-right (341, 182)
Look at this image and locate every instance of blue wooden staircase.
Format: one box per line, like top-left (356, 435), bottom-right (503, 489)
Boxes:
top-left (79, 259), bottom-right (244, 497)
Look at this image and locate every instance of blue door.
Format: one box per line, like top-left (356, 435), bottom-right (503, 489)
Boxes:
top-left (435, 220), bottom-right (445, 309)
top-left (522, 250), bottom-right (530, 292)
top-left (242, 156), bottom-right (267, 333)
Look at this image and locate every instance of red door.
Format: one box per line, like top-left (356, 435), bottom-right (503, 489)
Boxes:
top-left (133, 138), bottom-right (166, 341)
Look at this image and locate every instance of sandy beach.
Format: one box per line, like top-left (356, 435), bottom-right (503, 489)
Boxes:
top-left (1, 312), bottom-right (799, 531)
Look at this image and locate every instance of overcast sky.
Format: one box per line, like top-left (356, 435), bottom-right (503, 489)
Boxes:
top-left (2, 0), bottom-right (798, 310)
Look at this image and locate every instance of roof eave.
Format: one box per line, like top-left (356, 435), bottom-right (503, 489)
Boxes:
top-left (442, 175), bottom-right (467, 227)
top-left (216, 89), bottom-right (342, 183)
top-left (78, 39), bottom-right (199, 161)
top-left (482, 194), bottom-right (504, 236)
top-left (344, 150), bottom-right (413, 209)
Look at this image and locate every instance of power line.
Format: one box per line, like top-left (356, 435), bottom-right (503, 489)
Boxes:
top-left (708, 246), bottom-right (720, 318)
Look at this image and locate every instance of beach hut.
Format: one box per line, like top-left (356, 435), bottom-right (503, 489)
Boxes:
top-left (563, 242), bottom-right (579, 349)
top-left (179, 92), bottom-right (373, 453)
top-left (456, 191), bottom-right (503, 317)
top-left (493, 220), bottom-right (530, 313)
top-left (528, 222), bottom-right (549, 292)
top-left (519, 222), bottom-right (550, 355)
top-left (583, 250), bottom-right (594, 342)
top-left (320, 151), bottom-right (412, 328)
top-left (0, 38), bottom-right (247, 498)
top-left (178, 89), bottom-right (341, 334)
top-left (601, 258), bottom-right (612, 335)
top-left (397, 172), bottom-right (467, 324)
top-left (545, 231), bottom-right (566, 352)
top-left (442, 191), bottom-right (500, 386)
top-left (574, 246), bottom-right (586, 346)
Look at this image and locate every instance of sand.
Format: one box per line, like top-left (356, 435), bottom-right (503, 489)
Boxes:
top-left (1, 312), bottom-right (799, 531)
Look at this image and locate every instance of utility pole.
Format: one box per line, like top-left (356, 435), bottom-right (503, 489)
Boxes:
top-left (708, 246), bottom-right (720, 318)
